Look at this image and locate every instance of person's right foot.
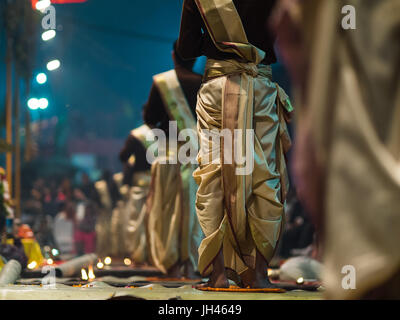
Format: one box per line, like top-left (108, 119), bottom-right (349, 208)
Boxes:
top-left (245, 273), bottom-right (276, 289)
top-left (196, 272), bottom-right (229, 289)
top-left (243, 250), bottom-right (279, 289)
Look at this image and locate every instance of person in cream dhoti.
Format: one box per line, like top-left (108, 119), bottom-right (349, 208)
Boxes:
top-left (94, 170), bottom-right (121, 258)
top-left (177, 0), bottom-right (293, 288)
top-left (114, 124), bottom-right (153, 264)
top-left (143, 43), bottom-right (204, 279)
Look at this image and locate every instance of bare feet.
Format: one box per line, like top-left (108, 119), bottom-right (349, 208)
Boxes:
top-left (247, 273), bottom-right (275, 289)
top-left (196, 269), bottom-right (229, 289)
top-left (167, 262), bottom-right (183, 279)
top-left (242, 250), bottom-right (277, 289)
top-left (183, 261), bottom-right (198, 279)
top-left (196, 247), bottom-right (229, 289)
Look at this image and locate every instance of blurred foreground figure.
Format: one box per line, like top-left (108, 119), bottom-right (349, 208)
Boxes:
top-left (143, 43), bottom-right (203, 278)
top-left (178, 0), bottom-right (293, 288)
top-left (116, 125), bottom-right (153, 264)
top-left (273, 0), bottom-right (400, 299)
top-left (94, 170), bottom-right (120, 258)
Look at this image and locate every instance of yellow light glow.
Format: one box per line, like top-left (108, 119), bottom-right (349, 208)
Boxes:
top-left (124, 258), bottom-right (132, 266)
top-left (88, 265), bottom-right (95, 281)
top-left (128, 155), bottom-right (136, 165)
top-left (47, 259), bottom-right (54, 265)
top-left (27, 261), bottom-right (38, 270)
top-left (296, 277), bottom-right (304, 284)
top-left (36, 0), bottom-right (51, 11)
top-left (97, 261), bottom-right (104, 269)
top-left (81, 268), bottom-right (88, 281)
top-left (104, 257), bottom-right (112, 265)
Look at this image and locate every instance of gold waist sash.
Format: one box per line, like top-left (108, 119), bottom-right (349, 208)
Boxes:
top-left (204, 59), bottom-right (293, 117)
top-left (204, 59), bottom-right (272, 82)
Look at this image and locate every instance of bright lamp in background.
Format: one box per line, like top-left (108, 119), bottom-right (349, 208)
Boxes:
top-left (28, 98), bottom-right (49, 110)
top-left (36, 0), bottom-right (51, 11)
top-left (28, 98), bottom-right (39, 110)
top-left (31, 0), bottom-right (88, 10)
top-left (36, 73), bottom-right (47, 84)
top-left (39, 98), bottom-right (49, 110)
top-left (47, 59), bottom-right (60, 71)
top-left (42, 30), bottom-right (56, 41)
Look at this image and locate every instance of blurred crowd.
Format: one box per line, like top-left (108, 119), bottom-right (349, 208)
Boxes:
top-left (18, 170), bottom-right (316, 263)
top-left (20, 171), bottom-right (119, 258)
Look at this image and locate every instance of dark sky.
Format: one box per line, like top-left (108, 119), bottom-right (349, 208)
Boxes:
top-left (48, 0), bottom-right (190, 138)
top-left (1, 0), bottom-right (194, 140)
top-left (0, 0), bottom-right (289, 142)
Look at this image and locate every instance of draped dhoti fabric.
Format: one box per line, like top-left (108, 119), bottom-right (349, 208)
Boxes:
top-left (110, 173), bottom-right (127, 259)
top-left (124, 172), bottom-right (151, 264)
top-left (95, 180), bottom-right (113, 257)
top-left (110, 172), bottom-right (151, 263)
top-left (111, 197), bottom-right (127, 258)
top-left (147, 154), bottom-right (202, 274)
top-left (194, 59), bottom-right (292, 279)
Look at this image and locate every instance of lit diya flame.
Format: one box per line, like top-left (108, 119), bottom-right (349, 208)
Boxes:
top-left (96, 260), bottom-right (104, 269)
top-left (297, 277), bottom-right (305, 285)
top-left (124, 258), bottom-right (132, 266)
top-left (81, 268), bottom-right (88, 281)
top-left (88, 264), bottom-right (95, 281)
top-left (47, 258), bottom-right (54, 265)
top-left (104, 257), bottom-right (112, 265)
top-left (27, 261), bottom-right (38, 270)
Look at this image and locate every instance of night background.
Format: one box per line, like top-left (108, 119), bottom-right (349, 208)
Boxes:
top-left (0, 0), bottom-right (290, 191)
top-left (0, 0), bottom-right (397, 302)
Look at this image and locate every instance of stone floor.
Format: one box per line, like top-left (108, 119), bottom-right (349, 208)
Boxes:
top-left (0, 275), bottom-right (324, 300)
top-left (0, 284), bottom-right (323, 300)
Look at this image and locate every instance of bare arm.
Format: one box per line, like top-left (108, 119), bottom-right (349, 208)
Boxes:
top-left (177, 0), bottom-right (204, 60)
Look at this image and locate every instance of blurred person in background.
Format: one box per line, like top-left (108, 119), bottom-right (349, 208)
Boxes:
top-left (94, 170), bottom-right (120, 258)
top-left (73, 189), bottom-right (97, 256)
top-left (58, 178), bottom-right (73, 202)
top-left (143, 41), bottom-right (203, 279)
top-left (80, 172), bottom-right (97, 202)
top-left (117, 124), bottom-right (153, 265)
top-left (0, 167), bottom-right (28, 269)
top-left (22, 185), bottom-right (43, 227)
top-left (53, 200), bottom-right (76, 256)
top-left (42, 186), bottom-right (58, 218)
top-left (277, 187), bottom-right (315, 259)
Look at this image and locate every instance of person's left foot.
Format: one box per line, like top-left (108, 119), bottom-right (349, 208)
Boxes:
top-left (183, 261), bottom-right (198, 279)
top-left (242, 250), bottom-right (279, 289)
top-left (167, 262), bottom-right (183, 279)
top-left (247, 273), bottom-right (276, 289)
